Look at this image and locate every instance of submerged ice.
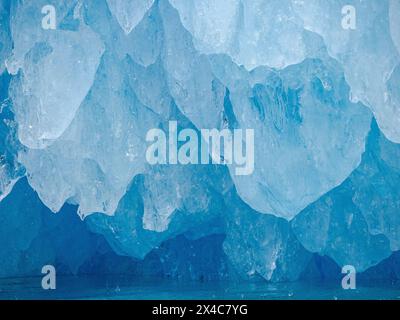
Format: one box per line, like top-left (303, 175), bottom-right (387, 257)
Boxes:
top-left (0, 0), bottom-right (399, 282)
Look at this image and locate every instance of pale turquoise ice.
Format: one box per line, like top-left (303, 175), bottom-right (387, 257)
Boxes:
top-left (106, 0), bottom-right (154, 34)
top-left (293, 0), bottom-right (400, 143)
top-left (0, 0), bottom-right (11, 74)
top-left (7, 0), bottom-right (104, 149)
top-left (171, 0), bottom-right (400, 144)
top-left (210, 52), bottom-right (371, 219)
top-left (0, 0), bottom-right (399, 285)
top-left (170, 0), bottom-right (308, 69)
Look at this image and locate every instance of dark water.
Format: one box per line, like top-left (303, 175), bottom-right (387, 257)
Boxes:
top-left (0, 276), bottom-right (399, 300)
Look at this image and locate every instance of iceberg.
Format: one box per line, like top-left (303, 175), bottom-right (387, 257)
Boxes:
top-left (0, 0), bottom-right (399, 290)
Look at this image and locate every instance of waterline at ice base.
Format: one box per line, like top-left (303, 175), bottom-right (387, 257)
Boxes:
top-left (0, 0), bottom-right (399, 300)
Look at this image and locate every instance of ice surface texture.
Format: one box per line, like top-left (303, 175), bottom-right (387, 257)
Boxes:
top-left (0, 0), bottom-right (399, 282)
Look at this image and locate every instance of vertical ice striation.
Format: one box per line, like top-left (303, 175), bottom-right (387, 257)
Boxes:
top-left (172, 0), bottom-right (400, 143)
top-left (210, 54), bottom-right (372, 219)
top-left (293, 0), bottom-right (400, 143)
